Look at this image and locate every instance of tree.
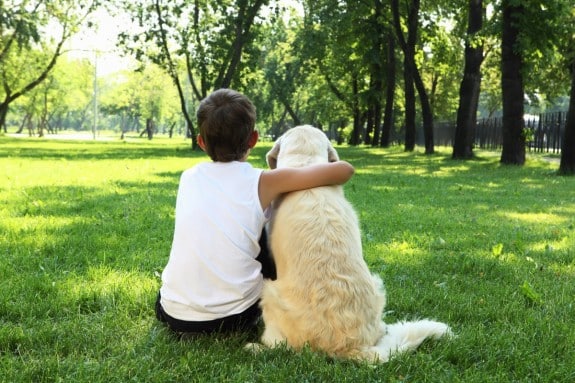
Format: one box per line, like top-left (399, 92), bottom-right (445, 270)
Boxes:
top-left (0, 0), bottom-right (99, 132)
top-left (259, 14), bottom-right (305, 128)
top-left (13, 55), bottom-right (95, 136)
top-left (500, 1), bottom-right (526, 165)
top-left (391, 0), bottom-right (435, 154)
top-left (498, 0), bottom-right (571, 165)
top-left (420, 19), bottom-right (462, 122)
top-left (362, 0), bottom-right (386, 146)
top-left (379, 28), bottom-right (396, 147)
top-left (118, 0), bottom-right (269, 149)
top-left (99, 64), bottom-right (181, 138)
top-left (477, 49), bottom-right (502, 118)
top-left (391, 0), bottom-right (417, 151)
top-left (560, 58), bottom-right (575, 175)
top-left (452, 0), bottom-right (484, 159)
top-left (558, 11), bottom-right (575, 175)
top-left (136, 65), bottom-right (173, 140)
top-left (301, 0), bottom-right (369, 145)
top-left (50, 57), bottom-right (95, 132)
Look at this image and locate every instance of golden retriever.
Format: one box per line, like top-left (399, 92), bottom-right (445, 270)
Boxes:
top-left (253, 125), bottom-right (451, 363)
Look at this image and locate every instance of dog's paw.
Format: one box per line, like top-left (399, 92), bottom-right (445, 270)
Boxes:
top-left (244, 342), bottom-right (264, 353)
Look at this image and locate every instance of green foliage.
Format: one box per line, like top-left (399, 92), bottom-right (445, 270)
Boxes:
top-left (0, 0), bottom-right (100, 131)
top-left (100, 64), bottom-right (180, 127)
top-left (4, 0), bottom-right (574, 144)
top-left (1, 137), bottom-right (574, 382)
top-left (301, 0), bottom-right (369, 107)
top-left (11, 55), bottom-right (95, 132)
top-left (488, 0), bottom-right (575, 105)
top-left (117, 0), bottom-right (269, 95)
top-left (252, 8), bottom-right (351, 136)
top-left (419, 21), bottom-right (462, 121)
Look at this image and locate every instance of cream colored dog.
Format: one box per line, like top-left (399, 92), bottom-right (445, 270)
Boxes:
top-left (252, 125), bottom-right (451, 362)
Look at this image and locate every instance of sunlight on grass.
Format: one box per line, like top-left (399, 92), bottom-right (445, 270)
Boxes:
top-left (530, 240), bottom-right (569, 254)
top-left (373, 240), bottom-right (422, 258)
top-left (500, 211), bottom-right (567, 225)
top-left (2, 215), bottom-right (79, 232)
top-left (60, 266), bottom-right (158, 314)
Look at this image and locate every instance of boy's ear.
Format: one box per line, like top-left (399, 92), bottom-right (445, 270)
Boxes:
top-left (197, 135), bottom-right (206, 151)
top-left (248, 131), bottom-right (259, 148)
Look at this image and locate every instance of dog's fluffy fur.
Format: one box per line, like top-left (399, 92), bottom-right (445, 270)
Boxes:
top-left (252, 125), bottom-right (451, 362)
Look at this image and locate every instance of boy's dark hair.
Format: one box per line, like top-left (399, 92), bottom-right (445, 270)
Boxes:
top-left (197, 88), bottom-right (256, 162)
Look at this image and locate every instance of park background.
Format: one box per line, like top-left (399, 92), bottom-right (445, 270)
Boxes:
top-left (1, 0), bottom-right (575, 171)
top-left (1, 1), bottom-right (575, 381)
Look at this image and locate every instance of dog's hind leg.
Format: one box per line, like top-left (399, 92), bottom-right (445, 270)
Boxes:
top-left (260, 321), bottom-right (287, 348)
top-left (244, 321), bottom-right (287, 353)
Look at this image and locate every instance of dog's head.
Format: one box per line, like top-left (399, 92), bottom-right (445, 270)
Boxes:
top-left (266, 125), bottom-right (339, 169)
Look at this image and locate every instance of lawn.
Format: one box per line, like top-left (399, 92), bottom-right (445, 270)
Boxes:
top-left (1, 136), bottom-right (574, 382)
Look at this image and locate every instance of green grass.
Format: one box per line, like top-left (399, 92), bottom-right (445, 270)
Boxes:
top-left (1, 136), bottom-right (574, 382)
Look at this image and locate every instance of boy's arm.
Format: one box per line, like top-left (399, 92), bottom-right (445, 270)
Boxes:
top-left (258, 161), bottom-right (354, 209)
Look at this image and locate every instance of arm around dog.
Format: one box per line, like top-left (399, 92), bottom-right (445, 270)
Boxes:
top-left (258, 161), bottom-right (354, 209)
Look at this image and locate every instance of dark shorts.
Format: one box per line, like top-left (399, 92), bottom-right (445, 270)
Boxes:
top-left (155, 292), bottom-right (261, 335)
top-left (155, 228), bottom-right (275, 335)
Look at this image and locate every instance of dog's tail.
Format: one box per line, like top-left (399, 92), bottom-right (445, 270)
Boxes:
top-left (366, 319), bottom-right (452, 363)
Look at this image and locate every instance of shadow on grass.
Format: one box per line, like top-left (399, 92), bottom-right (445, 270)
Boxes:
top-left (0, 169), bottom-right (183, 323)
top-left (0, 137), bottom-right (197, 161)
top-left (369, 247), bottom-right (575, 382)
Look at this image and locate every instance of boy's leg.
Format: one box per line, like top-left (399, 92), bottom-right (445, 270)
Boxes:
top-left (256, 227), bottom-right (276, 280)
top-left (155, 292), bottom-right (168, 322)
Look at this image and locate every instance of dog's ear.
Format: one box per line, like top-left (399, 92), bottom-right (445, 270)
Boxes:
top-left (327, 144), bottom-right (339, 162)
top-left (266, 138), bottom-right (281, 169)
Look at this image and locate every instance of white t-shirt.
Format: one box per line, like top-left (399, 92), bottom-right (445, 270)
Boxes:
top-left (160, 161), bottom-right (268, 321)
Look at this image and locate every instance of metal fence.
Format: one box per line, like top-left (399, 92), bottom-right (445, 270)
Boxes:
top-left (432, 111), bottom-right (567, 153)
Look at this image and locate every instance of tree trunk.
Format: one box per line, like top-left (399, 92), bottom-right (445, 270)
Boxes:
top-left (27, 114), bottom-right (35, 136)
top-left (404, 58), bottom-right (416, 151)
top-left (413, 67), bottom-right (434, 154)
top-left (391, 0), bottom-right (424, 151)
top-left (559, 61), bottom-right (575, 175)
top-left (500, 2), bottom-right (526, 165)
top-left (154, 0), bottom-right (198, 148)
top-left (140, 118), bottom-right (154, 140)
top-left (367, 71), bottom-right (384, 147)
top-left (0, 101), bottom-right (8, 133)
top-left (324, 72), bottom-right (360, 145)
top-left (217, 0), bottom-right (265, 88)
top-left (350, 75), bottom-right (361, 145)
top-left (365, 104), bottom-right (374, 145)
top-left (280, 99), bottom-right (301, 126)
top-left (369, 0), bottom-right (385, 147)
top-left (381, 29), bottom-right (396, 148)
top-left (394, 0), bottom-right (434, 153)
top-left (16, 113), bottom-right (28, 134)
top-left (453, 0), bottom-right (484, 160)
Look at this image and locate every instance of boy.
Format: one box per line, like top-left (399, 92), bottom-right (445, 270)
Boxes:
top-left (155, 88), bottom-right (354, 336)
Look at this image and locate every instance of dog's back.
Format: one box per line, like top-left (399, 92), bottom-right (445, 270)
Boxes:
top-left (262, 126), bottom-right (385, 357)
top-left (265, 185), bottom-right (386, 356)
